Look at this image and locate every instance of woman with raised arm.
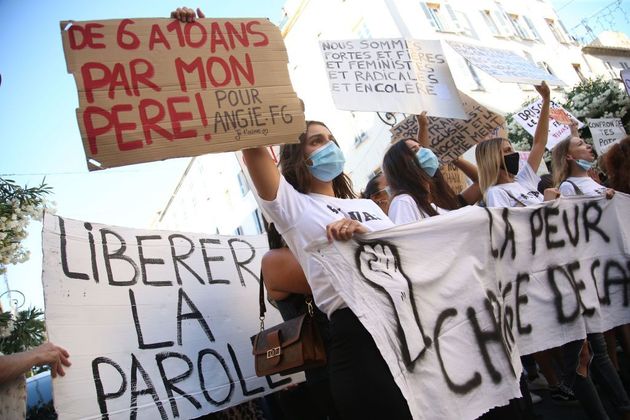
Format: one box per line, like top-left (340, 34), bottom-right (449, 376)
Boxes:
top-left (413, 111), bottom-right (482, 207)
top-left (382, 114), bottom-right (481, 224)
top-left (476, 82), bottom-right (555, 207)
top-left (382, 140), bottom-right (443, 224)
top-left (475, 82), bottom-right (613, 419)
top-left (244, 118), bottom-right (412, 418)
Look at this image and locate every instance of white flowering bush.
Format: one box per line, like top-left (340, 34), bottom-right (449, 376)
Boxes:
top-left (0, 178), bottom-right (52, 274)
top-left (505, 77), bottom-right (630, 167)
top-left (563, 77), bottom-right (630, 139)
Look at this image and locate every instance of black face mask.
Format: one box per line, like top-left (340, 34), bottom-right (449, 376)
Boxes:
top-left (502, 152), bottom-right (520, 176)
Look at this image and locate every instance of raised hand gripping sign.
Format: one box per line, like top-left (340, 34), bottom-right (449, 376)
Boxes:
top-left (60, 18), bottom-right (305, 170)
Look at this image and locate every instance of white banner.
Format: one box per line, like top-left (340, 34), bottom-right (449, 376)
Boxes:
top-left (587, 118), bottom-right (627, 155)
top-left (320, 39), bottom-right (466, 118)
top-left (446, 41), bottom-right (565, 86)
top-left (512, 99), bottom-right (584, 150)
top-left (308, 195), bottom-right (630, 420)
top-left (42, 214), bottom-right (301, 420)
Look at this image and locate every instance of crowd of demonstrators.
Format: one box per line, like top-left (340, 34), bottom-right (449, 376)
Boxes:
top-left (10, 7), bottom-right (625, 420)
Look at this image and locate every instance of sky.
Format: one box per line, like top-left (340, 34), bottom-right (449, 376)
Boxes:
top-left (0, 0), bottom-right (286, 311)
top-left (550, 0), bottom-right (630, 42)
top-left (1, 0), bottom-right (629, 312)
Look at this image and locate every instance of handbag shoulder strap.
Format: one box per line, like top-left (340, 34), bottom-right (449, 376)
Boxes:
top-left (562, 179), bottom-right (583, 195)
top-left (506, 191), bottom-right (526, 207)
top-left (259, 269), bottom-right (315, 331)
top-left (259, 270), bottom-right (266, 330)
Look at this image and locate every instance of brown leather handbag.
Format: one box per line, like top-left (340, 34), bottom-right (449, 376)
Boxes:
top-left (251, 274), bottom-right (327, 377)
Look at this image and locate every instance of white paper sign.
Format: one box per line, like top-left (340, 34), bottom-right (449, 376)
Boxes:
top-left (447, 41), bottom-right (565, 86)
top-left (309, 195), bottom-right (630, 420)
top-left (42, 214), bottom-right (302, 420)
top-left (320, 38), bottom-right (466, 118)
top-left (512, 99), bottom-right (584, 150)
top-left (621, 69), bottom-right (630, 97)
top-left (587, 118), bottom-right (627, 155)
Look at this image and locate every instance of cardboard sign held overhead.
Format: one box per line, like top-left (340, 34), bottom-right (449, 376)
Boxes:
top-left (61, 18), bottom-right (305, 171)
top-left (446, 41), bottom-right (565, 86)
top-left (587, 118), bottom-right (627, 155)
top-left (390, 93), bottom-right (505, 163)
top-left (512, 99), bottom-right (583, 150)
top-left (439, 163), bottom-right (468, 193)
top-left (319, 38), bottom-right (466, 118)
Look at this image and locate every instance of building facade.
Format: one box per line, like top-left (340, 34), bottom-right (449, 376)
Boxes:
top-left (153, 153), bottom-right (264, 236)
top-left (279, 0), bottom-right (625, 188)
top-left (155, 0), bottom-right (629, 233)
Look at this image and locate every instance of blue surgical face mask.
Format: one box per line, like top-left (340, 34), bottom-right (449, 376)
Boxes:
top-left (575, 159), bottom-right (593, 171)
top-left (307, 141), bottom-right (345, 182)
top-left (416, 147), bottom-right (439, 177)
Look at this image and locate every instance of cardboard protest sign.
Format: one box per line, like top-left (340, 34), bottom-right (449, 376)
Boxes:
top-left (587, 118), bottom-right (627, 154)
top-left (621, 69), bottom-right (630, 97)
top-left (446, 41), bottom-right (565, 86)
top-left (512, 99), bottom-right (584, 150)
top-left (439, 163), bottom-right (468, 193)
top-left (309, 195), bottom-right (630, 420)
top-left (61, 18), bottom-right (305, 170)
top-left (42, 214), bottom-right (302, 419)
top-left (390, 93), bottom-right (505, 162)
top-left (319, 39), bottom-right (466, 118)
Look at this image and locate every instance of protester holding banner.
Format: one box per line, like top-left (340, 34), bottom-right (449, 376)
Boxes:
top-left (241, 119), bottom-right (412, 419)
top-left (383, 140), bottom-right (447, 223)
top-left (551, 136), bottom-right (614, 198)
top-left (476, 82), bottom-right (553, 207)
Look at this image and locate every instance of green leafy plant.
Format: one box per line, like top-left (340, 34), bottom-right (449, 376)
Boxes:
top-left (0, 307), bottom-right (47, 355)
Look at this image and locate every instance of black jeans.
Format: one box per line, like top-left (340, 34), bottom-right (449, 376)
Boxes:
top-left (329, 308), bottom-right (413, 420)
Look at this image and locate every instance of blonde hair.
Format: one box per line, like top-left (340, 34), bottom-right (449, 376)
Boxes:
top-left (551, 137), bottom-right (572, 187)
top-left (475, 138), bottom-right (504, 199)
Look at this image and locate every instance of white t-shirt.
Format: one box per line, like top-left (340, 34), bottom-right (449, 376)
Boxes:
top-left (485, 163), bottom-right (543, 208)
top-left (259, 176), bottom-right (394, 317)
top-left (559, 176), bottom-right (607, 197)
top-left (388, 194), bottom-right (449, 224)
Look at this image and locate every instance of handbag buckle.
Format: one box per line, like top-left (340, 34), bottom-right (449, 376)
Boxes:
top-left (266, 347), bottom-right (281, 359)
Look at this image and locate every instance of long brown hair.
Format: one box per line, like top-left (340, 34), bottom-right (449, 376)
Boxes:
top-left (430, 168), bottom-right (461, 210)
top-left (603, 136), bottom-right (630, 194)
top-left (279, 120), bottom-right (356, 198)
top-left (383, 140), bottom-right (437, 216)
